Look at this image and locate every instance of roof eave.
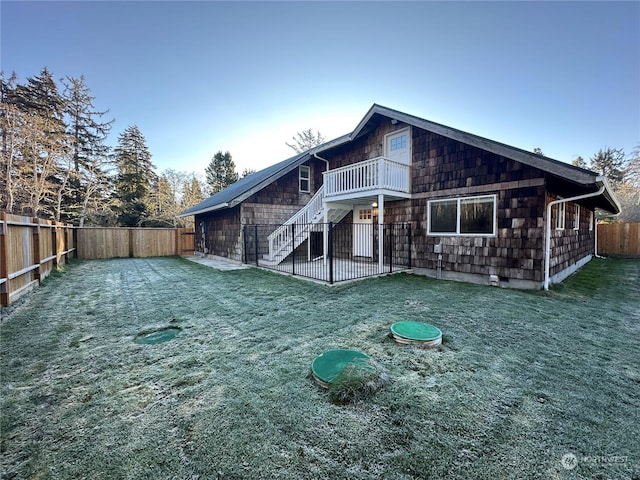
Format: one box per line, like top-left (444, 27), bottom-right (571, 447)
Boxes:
top-left (177, 202), bottom-right (229, 218)
top-left (595, 176), bottom-right (622, 214)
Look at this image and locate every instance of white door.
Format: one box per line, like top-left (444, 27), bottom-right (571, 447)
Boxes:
top-left (385, 128), bottom-right (411, 165)
top-left (353, 206), bottom-right (373, 257)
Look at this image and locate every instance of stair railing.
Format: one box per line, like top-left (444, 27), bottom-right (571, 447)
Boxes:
top-left (267, 185), bottom-right (325, 260)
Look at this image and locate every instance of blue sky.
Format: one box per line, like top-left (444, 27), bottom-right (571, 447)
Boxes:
top-left (2, 1), bottom-right (639, 177)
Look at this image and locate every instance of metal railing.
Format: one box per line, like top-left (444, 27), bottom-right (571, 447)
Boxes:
top-left (244, 222), bottom-right (412, 284)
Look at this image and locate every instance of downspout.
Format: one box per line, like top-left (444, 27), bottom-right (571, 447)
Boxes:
top-left (543, 179), bottom-right (606, 290)
top-left (312, 153), bottom-right (330, 173)
top-left (594, 206), bottom-right (621, 259)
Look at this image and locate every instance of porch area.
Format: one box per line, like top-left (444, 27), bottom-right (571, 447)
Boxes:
top-left (244, 222), bottom-right (412, 284)
top-left (264, 157), bottom-right (411, 270)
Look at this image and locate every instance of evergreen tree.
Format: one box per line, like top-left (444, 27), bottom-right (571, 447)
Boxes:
top-left (182, 173), bottom-right (205, 208)
top-left (571, 156), bottom-right (588, 169)
top-left (241, 167), bottom-right (257, 178)
top-left (205, 151), bottom-right (238, 194)
top-left (11, 68), bottom-right (69, 217)
top-left (589, 148), bottom-right (627, 189)
top-left (62, 75), bottom-right (114, 222)
top-left (114, 125), bottom-right (156, 226)
top-left (0, 72), bottom-right (22, 213)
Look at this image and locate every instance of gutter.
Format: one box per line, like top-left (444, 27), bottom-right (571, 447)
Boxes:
top-left (177, 202), bottom-right (229, 218)
top-left (313, 153), bottom-right (330, 172)
top-left (543, 177), bottom-right (607, 290)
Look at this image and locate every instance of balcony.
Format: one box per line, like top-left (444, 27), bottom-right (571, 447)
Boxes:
top-left (323, 156), bottom-right (411, 203)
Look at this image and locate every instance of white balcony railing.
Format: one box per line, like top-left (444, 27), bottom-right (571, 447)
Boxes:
top-left (323, 156), bottom-right (410, 199)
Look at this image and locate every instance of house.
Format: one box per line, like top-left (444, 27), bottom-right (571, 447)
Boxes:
top-left (179, 104), bottom-right (620, 289)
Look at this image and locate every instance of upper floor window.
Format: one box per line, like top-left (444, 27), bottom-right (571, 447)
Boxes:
top-left (390, 134), bottom-right (407, 151)
top-left (428, 195), bottom-right (496, 236)
top-left (556, 201), bottom-right (566, 230)
top-left (299, 165), bottom-right (310, 193)
top-left (573, 204), bottom-right (580, 230)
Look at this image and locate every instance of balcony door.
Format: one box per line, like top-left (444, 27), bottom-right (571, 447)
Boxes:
top-left (353, 206), bottom-right (373, 257)
top-left (385, 128), bottom-right (411, 165)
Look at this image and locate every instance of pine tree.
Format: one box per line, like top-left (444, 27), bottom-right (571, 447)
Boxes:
top-left (181, 173), bottom-right (205, 208)
top-left (205, 151), bottom-right (238, 194)
top-left (1, 72), bottom-right (22, 213)
top-left (62, 75), bottom-right (114, 223)
top-left (589, 148), bottom-right (627, 189)
top-left (11, 68), bottom-right (69, 217)
top-left (114, 125), bottom-right (156, 226)
top-left (571, 156), bottom-right (588, 169)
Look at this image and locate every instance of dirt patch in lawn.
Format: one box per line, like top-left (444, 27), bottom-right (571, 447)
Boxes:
top-left (1, 257), bottom-right (638, 479)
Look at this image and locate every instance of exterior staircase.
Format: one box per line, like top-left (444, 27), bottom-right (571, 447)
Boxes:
top-left (264, 185), bottom-right (350, 264)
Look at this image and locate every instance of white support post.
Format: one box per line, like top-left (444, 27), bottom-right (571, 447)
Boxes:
top-left (378, 194), bottom-right (384, 272)
top-left (323, 208), bottom-right (328, 266)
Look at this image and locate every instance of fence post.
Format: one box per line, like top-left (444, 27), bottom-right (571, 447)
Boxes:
top-left (0, 212), bottom-right (8, 306)
top-left (128, 229), bottom-right (134, 258)
top-left (32, 218), bottom-right (41, 282)
top-left (389, 224), bottom-right (394, 273)
top-left (407, 223), bottom-right (412, 269)
top-left (328, 222), bottom-right (334, 284)
top-left (254, 225), bottom-right (259, 267)
top-left (291, 223), bottom-right (296, 276)
top-left (242, 226), bottom-right (248, 264)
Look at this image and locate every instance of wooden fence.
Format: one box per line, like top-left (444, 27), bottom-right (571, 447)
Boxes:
top-left (0, 212), bottom-right (76, 307)
top-left (77, 227), bottom-right (194, 259)
top-left (597, 222), bottom-right (640, 257)
top-left (1, 217), bottom-right (195, 307)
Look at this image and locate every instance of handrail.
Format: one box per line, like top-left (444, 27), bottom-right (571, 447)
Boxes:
top-left (267, 185), bottom-right (325, 260)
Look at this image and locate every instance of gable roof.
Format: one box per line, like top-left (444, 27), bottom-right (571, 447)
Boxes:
top-left (178, 133), bottom-right (350, 217)
top-left (180, 104), bottom-right (620, 217)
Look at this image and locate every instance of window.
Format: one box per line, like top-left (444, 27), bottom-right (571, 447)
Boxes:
top-left (359, 209), bottom-right (372, 220)
top-left (428, 195), bottom-right (496, 236)
top-left (573, 204), bottom-right (580, 230)
top-left (390, 134), bottom-right (407, 151)
top-left (555, 201), bottom-right (565, 230)
top-left (299, 165), bottom-right (310, 193)
top-left (589, 211), bottom-right (594, 231)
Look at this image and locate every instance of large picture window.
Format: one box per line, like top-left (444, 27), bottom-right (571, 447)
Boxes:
top-left (428, 195), bottom-right (496, 236)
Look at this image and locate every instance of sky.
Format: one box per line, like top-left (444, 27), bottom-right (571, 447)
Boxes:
top-left (1, 1), bottom-right (639, 178)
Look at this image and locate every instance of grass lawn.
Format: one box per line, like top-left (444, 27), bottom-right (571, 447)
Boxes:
top-left (1, 256), bottom-right (638, 479)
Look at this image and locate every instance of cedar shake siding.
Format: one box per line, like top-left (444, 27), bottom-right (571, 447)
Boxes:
top-left (409, 129), bottom-right (547, 284)
top-left (194, 160), bottom-right (324, 261)
top-left (321, 122), bottom-right (549, 285)
top-left (195, 206), bottom-right (242, 260)
top-left (546, 193), bottom-right (596, 280)
top-left (181, 105), bottom-right (618, 287)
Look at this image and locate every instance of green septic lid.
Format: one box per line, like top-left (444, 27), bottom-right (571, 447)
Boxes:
top-left (311, 349), bottom-right (369, 387)
top-left (390, 321), bottom-right (442, 342)
top-left (134, 327), bottom-right (181, 345)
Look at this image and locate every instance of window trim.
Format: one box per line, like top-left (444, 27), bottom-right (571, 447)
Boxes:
top-left (555, 200), bottom-right (566, 230)
top-left (573, 204), bottom-right (580, 230)
top-left (384, 127), bottom-right (412, 164)
top-left (427, 194), bottom-right (497, 236)
top-left (299, 165), bottom-right (310, 193)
